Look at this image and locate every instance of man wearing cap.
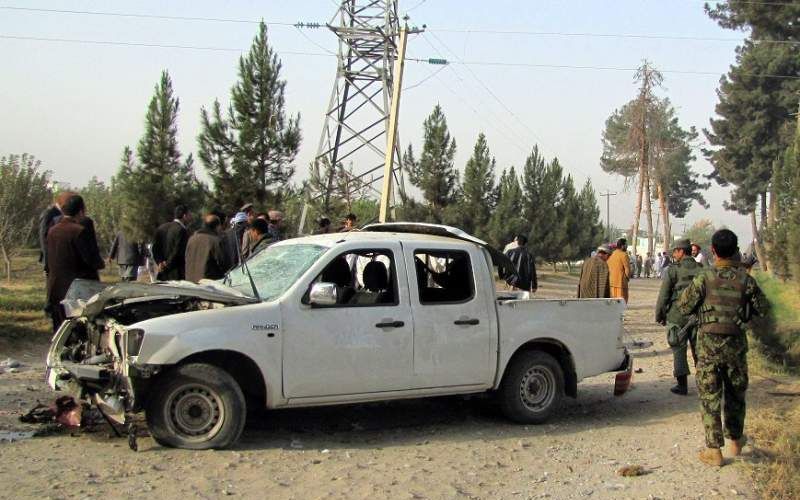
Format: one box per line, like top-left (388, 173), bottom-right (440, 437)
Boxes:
top-left (577, 245), bottom-right (611, 298)
top-left (655, 238), bottom-right (704, 395)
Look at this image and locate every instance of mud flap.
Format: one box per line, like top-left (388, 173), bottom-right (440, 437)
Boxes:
top-left (613, 352), bottom-right (633, 396)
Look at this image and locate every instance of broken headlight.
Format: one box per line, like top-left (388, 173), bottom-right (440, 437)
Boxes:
top-left (126, 328), bottom-right (145, 357)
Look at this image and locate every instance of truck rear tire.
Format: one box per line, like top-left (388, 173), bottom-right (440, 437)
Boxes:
top-left (146, 363), bottom-right (246, 450)
top-left (499, 351), bottom-right (564, 424)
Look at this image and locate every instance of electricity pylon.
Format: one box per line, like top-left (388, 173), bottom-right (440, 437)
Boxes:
top-left (298, 0), bottom-right (418, 233)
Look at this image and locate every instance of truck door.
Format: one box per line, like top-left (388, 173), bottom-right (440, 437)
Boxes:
top-left (403, 244), bottom-right (495, 388)
top-left (282, 242), bottom-right (415, 398)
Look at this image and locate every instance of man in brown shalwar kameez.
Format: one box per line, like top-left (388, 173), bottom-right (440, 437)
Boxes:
top-left (577, 245), bottom-right (611, 298)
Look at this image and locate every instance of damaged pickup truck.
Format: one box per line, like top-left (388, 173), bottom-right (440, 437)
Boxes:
top-left (47, 223), bottom-right (632, 450)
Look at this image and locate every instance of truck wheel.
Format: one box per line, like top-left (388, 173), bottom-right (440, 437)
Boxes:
top-left (499, 351), bottom-right (564, 424)
top-left (146, 363), bottom-right (246, 450)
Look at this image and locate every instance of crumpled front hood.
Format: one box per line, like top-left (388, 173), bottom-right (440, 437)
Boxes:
top-left (64, 279), bottom-right (259, 320)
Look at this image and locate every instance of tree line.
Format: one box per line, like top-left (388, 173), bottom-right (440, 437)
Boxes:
top-left (701, 2), bottom-right (800, 282)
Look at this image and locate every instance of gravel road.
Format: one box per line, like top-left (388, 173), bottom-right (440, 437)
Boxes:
top-left (0, 276), bottom-right (767, 499)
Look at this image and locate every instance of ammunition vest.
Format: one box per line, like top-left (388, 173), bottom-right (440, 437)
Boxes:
top-left (698, 266), bottom-right (749, 335)
top-left (665, 257), bottom-right (703, 324)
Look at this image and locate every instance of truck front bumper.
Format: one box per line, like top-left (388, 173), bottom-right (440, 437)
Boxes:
top-left (613, 351), bottom-right (634, 396)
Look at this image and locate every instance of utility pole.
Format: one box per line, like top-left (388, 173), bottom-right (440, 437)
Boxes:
top-left (299, 1), bottom-right (420, 233)
top-left (379, 20), bottom-right (420, 222)
top-left (600, 190), bottom-right (617, 242)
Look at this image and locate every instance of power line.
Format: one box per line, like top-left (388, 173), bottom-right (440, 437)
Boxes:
top-left (0, 6), bottom-right (295, 25)
top-left (426, 30), bottom-right (552, 157)
top-left (426, 27), bottom-right (800, 46)
top-left (4, 33), bottom-right (798, 81)
top-left (0, 34), bottom-right (334, 56)
top-left (4, 4), bottom-right (797, 46)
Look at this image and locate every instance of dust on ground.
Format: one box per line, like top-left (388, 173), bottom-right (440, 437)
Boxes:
top-left (0, 274), bottom-right (787, 500)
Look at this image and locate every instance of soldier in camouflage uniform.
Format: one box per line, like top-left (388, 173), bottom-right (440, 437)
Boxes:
top-left (677, 229), bottom-right (769, 466)
top-left (655, 238), bottom-right (703, 395)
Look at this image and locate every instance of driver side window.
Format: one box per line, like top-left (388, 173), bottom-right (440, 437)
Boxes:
top-left (307, 249), bottom-right (398, 307)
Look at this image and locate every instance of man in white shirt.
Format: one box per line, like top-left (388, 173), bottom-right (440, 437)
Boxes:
top-left (691, 243), bottom-right (708, 267)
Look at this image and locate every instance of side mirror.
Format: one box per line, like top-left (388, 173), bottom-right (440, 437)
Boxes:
top-left (309, 282), bottom-right (338, 306)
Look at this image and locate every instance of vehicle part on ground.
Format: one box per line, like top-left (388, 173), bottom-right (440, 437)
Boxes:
top-left (145, 363), bottom-right (246, 449)
top-left (499, 351), bottom-right (565, 424)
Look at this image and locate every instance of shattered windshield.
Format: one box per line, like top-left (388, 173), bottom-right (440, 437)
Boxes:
top-left (225, 244), bottom-right (328, 301)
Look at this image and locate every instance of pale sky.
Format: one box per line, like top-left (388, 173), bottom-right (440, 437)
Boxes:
top-left (0, 0), bottom-right (754, 241)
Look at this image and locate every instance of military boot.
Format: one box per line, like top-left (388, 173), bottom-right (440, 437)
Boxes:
top-left (698, 447), bottom-right (724, 466)
top-left (728, 436), bottom-right (747, 457)
top-left (670, 375), bottom-right (688, 395)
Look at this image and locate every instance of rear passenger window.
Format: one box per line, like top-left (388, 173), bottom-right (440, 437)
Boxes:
top-left (413, 250), bottom-right (474, 304)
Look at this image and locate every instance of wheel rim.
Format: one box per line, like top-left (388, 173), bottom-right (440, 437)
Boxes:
top-left (164, 383), bottom-right (225, 443)
top-left (519, 366), bottom-right (556, 412)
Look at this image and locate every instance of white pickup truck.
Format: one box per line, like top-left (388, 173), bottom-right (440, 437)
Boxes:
top-left (47, 223), bottom-right (632, 449)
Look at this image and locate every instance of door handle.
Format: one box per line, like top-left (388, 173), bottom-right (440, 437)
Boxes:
top-left (454, 318), bottom-right (480, 326)
top-left (375, 320), bottom-right (405, 328)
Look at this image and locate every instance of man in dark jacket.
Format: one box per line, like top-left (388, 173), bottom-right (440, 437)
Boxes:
top-left (38, 191), bottom-right (77, 273)
top-left (185, 214), bottom-right (228, 283)
top-left (152, 205), bottom-right (192, 281)
top-left (504, 234), bottom-right (538, 294)
top-left (242, 218), bottom-right (274, 260)
top-left (108, 231), bottom-right (144, 281)
top-left (46, 195), bottom-right (105, 332)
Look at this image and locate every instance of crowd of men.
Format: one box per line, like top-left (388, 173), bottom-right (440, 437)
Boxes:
top-left (38, 191), bottom-right (363, 334)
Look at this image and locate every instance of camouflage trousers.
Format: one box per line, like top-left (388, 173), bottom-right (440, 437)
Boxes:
top-left (667, 323), bottom-right (697, 378)
top-left (695, 331), bottom-right (748, 448)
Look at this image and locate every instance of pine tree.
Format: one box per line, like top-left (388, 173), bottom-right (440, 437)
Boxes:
top-left (487, 167), bottom-right (525, 249)
top-left (703, 3), bottom-right (800, 272)
top-left (199, 22), bottom-right (301, 211)
top-left (456, 133), bottom-right (496, 238)
top-left (520, 148), bottom-right (564, 265)
top-left (117, 71), bottom-right (204, 241)
top-left (576, 179), bottom-right (604, 257)
top-left (405, 104), bottom-right (458, 222)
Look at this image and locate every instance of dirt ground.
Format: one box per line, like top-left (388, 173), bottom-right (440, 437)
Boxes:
top-left (0, 275), bottom-right (789, 500)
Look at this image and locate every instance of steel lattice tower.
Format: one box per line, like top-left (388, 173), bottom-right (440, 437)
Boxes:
top-left (299, 0), bottom-right (407, 232)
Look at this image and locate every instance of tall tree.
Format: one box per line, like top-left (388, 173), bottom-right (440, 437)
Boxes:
top-left (521, 148), bottom-right (565, 266)
top-left (703, 2), bottom-right (800, 272)
top-left (199, 22), bottom-right (301, 211)
top-left (457, 133), bottom-right (496, 239)
top-left (0, 154), bottom-right (51, 280)
top-left (575, 179), bottom-right (605, 257)
top-left (404, 104), bottom-right (458, 222)
top-left (117, 72), bottom-right (205, 241)
top-left (487, 166), bottom-right (525, 249)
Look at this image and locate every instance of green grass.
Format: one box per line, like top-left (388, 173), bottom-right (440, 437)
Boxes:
top-left (0, 249), bottom-right (118, 352)
top-left (746, 274), bottom-right (800, 500)
top-left (750, 272), bottom-right (800, 371)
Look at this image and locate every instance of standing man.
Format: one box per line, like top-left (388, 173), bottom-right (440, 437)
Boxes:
top-left (152, 205), bottom-right (191, 281)
top-left (692, 243), bottom-right (709, 267)
top-left (108, 231), bottom-right (144, 282)
top-left (644, 252), bottom-right (653, 279)
top-left (607, 238), bottom-right (632, 302)
top-left (244, 219), bottom-right (273, 258)
top-left (504, 234), bottom-right (538, 294)
top-left (237, 204), bottom-right (257, 256)
top-left (267, 210), bottom-right (284, 241)
top-left (655, 239), bottom-right (704, 395)
top-left (339, 213), bottom-right (357, 232)
top-left (38, 191), bottom-right (77, 274)
top-left (45, 195), bottom-right (105, 332)
top-left (636, 254), bottom-right (643, 278)
top-left (185, 214), bottom-right (228, 283)
top-left (314, 217), bottom-right (333, 234)
top-left (577, 245), bottom-right (611, 298)
top-left (678, 229), bottom-right (769, 466)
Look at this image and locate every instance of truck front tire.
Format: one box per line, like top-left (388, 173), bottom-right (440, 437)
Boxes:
top-left (146, 363), bottom-right (246, 450)
top-left (499, 351), bottom-right (564, 424)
